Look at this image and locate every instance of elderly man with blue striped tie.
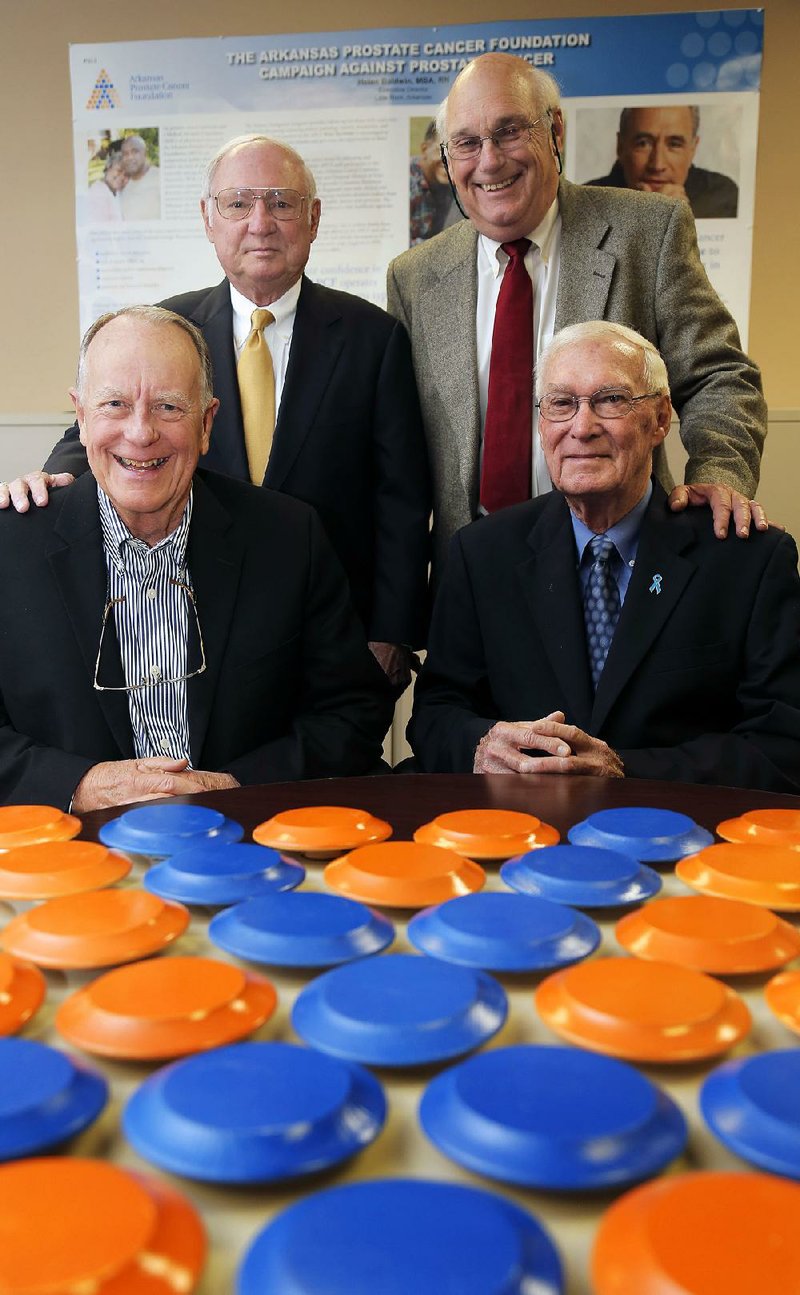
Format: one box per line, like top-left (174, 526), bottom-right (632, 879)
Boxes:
top-left (0, 306), bottom-right (392, 811)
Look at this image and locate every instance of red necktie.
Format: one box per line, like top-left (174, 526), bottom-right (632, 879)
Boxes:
top-left (480, 238), bottom-right (533, 512)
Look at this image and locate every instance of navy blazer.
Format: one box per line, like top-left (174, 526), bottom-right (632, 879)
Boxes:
top-left (0, 471), bottom-right (394, 808)
top-left (46, 276), bottom-right (432, 646)
top-left (410, 483), bottom-right (800, 792)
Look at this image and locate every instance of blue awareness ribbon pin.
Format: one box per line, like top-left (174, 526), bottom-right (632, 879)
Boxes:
top-left (649, 574), bottom-right (663, 595)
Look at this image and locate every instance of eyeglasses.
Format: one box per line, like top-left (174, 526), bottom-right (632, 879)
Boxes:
top-left (536, 390), bottom-right (662, 422)
top-left (93, 581), bottom-right (206, 692)
top-left (213, 187), bottom-right (307, 221)
top-left (444, 113), bottom-right (550, 161)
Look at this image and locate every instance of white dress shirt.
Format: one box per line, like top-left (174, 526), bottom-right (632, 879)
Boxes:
top-left (230, 277), bottom-right (303, 419)
top-left (476, 197), bottom-right (562, 500)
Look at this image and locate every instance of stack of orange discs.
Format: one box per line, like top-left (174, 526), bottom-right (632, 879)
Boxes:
top-left (0, 951), bottom-right (46, 1035)
top-left (765, 968), bottom-right (800, 1037)
top-left (414, 809), bottom-right (559, 859)
top-left (56, 955), bottom-right (278, 1059)
top-left (1, 888), bottom-right (189, 969)
top-left (592, 1171), bottom-right (800, 1294)
top-left (0, 804), bottom-right (81, 849)
top-left (676, 842), bottom-right (800, 910)
top-left (716, 808), bottom-right (800, 848)
top-left (535, 956), bottom-right (751, 1062)
top-left (0, 1158), bottom-right (205, 1293)
top-left (616, 895), bottom-right (800, 974)
top-left (0, 840), bottom-right (130, 900)
top-left (324, 841), bottom-right (485, 908)
top-left (253, 806), bottom-right (392, 857)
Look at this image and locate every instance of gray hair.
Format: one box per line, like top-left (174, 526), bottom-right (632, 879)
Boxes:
top-left (201, 134), bottom-right (317, 206)
top-left (619, 105), bottom-right (700, 138)
top-left (121, 133), bottom-right (147, 152)
top-left (76, 306), bottom-right (214, 409)
top-left (435, 54), bottom-right (561, 143)
top-left (536, 322), bottom-right (670, 399)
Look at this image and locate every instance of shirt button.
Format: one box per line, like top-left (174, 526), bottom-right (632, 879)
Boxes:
top-left (146, 588), bottom-right (157, 600)
top-left (160, 737), bottom-right (171, 753)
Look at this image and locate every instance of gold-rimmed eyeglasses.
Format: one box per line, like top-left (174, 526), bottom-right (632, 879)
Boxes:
top-left (213, 187), bottom-right (308, 221)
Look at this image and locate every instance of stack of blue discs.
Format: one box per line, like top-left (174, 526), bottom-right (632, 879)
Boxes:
top-left (209, 890), bottom-right (394, 967)
top-left (99, 803), bottom-right (243, 856)
top-left (501, 843), bottom-right (662, 908)
top-left (145, 842), bottom-right (304, 905)
top-left (407, 891), bottom-right (600, 971)
top-left (0, 1037), bottom-right (108, 1159)
top-left (568, 807), bottom-right (713, 861)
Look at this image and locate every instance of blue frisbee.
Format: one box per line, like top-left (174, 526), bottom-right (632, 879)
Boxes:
top-left (291, 953), bottom-right (507, 1066)
top-left (501, 843), bottom-right (662, 908)
top-left (123, 1040), bottom-right (385, 1183)
top-left (568, 807), bottom-right (713, 861)
top-left (144, 841), bottom-right (303, 905)
top-left (238, 1178), bottom-right (563, 1295)
top-left (407, 891), bottom-right (600, 971)
top-left (99, 803), bottom-right (243, 856)
top-left (0, 1037), bottom-right (108, 1160)
top-left (420, 1043), bottom-right (687, 1189)
top-left (209, 891), bottom-right (394, 967)
top-left (700, 1051), bottom-right (800, 1179)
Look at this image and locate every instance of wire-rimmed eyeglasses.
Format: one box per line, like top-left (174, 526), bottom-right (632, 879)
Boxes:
top-left (93, 580), bottom-right (206, 692)
top-left (213, 187), bottom-right (308, 221)
top-left (536, 390), bottom-right (662, 422)
top-left (444, 113), bottom-right (550, 161)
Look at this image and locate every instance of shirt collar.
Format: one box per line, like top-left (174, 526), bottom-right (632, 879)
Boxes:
top-left (478, 196), bottom-right (560, 279)
top-left (230, 276), bottom-right (303, 347)
top-left (570, 480), bottom-right (653, 568)
top-left (97, 484), bottom-right (193, 574)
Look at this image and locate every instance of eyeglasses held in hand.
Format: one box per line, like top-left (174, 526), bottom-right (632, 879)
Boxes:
top-left (93, 580), bottom-right (206, 692)
top-left (213, 187), bottom-right (308, 221)
top-left (536, 390), bottom-right (662, 422)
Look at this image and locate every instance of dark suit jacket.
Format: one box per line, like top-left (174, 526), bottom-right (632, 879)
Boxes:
top-left (45, 276), bottom-right (432, 646)
top-left (410, 484), bottom-right (800, 793)
top-left (586, 162), bottom-right (739, 220)
top-left (0, 471), bottom-right (394, 809)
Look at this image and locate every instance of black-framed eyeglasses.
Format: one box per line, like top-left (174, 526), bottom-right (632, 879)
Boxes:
top-left (213, 187), bottom-right (308, 221)
top-left (444, 113), bottom-right (550, 161)
top-left (93, 580), bottom-right (206, 692)
top-left (536, 390), bottom-right (662, 422)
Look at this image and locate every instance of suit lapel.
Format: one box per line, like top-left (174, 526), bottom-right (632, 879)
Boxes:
top-left (518, 496), bottom-right (594, 730)
top-left (192, 281), bottom-right (249, 480)
top-left (417, 224), bottom-right (481, 504)
top-left (47, 476), bottom-right (134, 757)
top-left (592, 489), bottom-right (697, 731)
top-left (184, 476), bottom-right (244, 765)
top-left (555, 179), bottom-right (616, 329)
top-left (266, 276), bottom-right (342, 490)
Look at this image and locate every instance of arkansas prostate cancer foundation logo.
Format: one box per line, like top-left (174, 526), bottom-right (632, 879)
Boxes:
top-left (86, 69), bottom-right (120, 110)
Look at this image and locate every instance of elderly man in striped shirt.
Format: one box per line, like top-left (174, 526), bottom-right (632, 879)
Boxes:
top-left (0, 307), bottom-right (392, 811)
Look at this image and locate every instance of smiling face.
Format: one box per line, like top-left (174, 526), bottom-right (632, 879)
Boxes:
top-left (616, 106), bottom-right (698, 195)
top-left (72, 316), bottom-right (218, 545)
top-left (201, 141), bottom-right (321, 306)
top-left (538, 339), bottom-right (671, 530)
top-left (104, 160), bottom-right (128, 193)
top-left (443, 55), bottom-right (562, 241)
top-left (120, 136), bottom-right (148, 178)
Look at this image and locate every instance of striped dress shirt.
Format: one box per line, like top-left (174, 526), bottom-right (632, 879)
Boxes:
top-left (97, 486), bottom-right (194, 762)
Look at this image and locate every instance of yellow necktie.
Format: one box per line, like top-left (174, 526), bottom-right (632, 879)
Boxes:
top-left (237, 307), bottom-right (275, 484)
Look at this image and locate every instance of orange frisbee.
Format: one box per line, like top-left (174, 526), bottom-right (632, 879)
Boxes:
top-left (253, 806), bottom-right (392, 856)
top-left (0, 1157), bottom-right (205, 1293)
top-left (535, 956), bottom-right (751, 1062)
top-left (0, 804), bottom-right (81, 848)
top-left (56, 955), bottom-right (278, 1059)
top-left (414, 809), bottom-right (559, 859)
top-left (615, 895), bottom-right (800, 974)
top-left (592, 1171), bottom-right (800, 1295)
top-left (676, 842), bottom-right (800, 909)
top-left (765, 968), bottom-right (800, 1038)
top-left (324, 840), bottom-right (486, 908)
top-left (0, 950), bottom-right (46, 1035)
top-left (1, 888), bottom-right (189, 969)
top-left (0, 839), bottom-right (131, 900)
top-left (716, 808), bottom-right (800, 849)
